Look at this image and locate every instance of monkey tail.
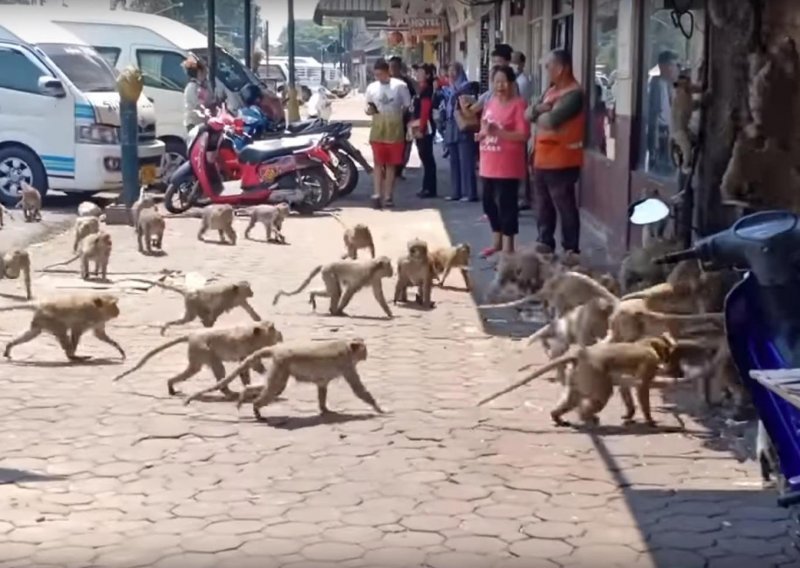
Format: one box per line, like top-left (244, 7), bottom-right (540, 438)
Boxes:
top-left (329, 213), bottom-right (348, 229)
top-left (183, 346), bottom-right (276, 405)
top-left (0, 303), bottom-right (37, 313)
top-left (126, 278), bottom-right (188, 296)
top-left (111, 336), bottom-right (189, 382)
top-left (42, 254), bottom-right (81, 271)
top-left (272, 266), bottom-right (322, 305)
top-left (563, 271), bottom-right (620, 303)
top-left (478, 352), bottom-right (578, 407)
top-left (525, 322), bottom-right (556, 347)
top-left (621, 282), bottom-right (672, 301)
top-left (477, 294), bottom-right (540, 310)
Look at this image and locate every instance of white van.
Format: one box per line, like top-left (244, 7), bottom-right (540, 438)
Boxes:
top-left (37, 6), bottom-right (268, 178)
top-left (0, 15), bottom-right (164, 205)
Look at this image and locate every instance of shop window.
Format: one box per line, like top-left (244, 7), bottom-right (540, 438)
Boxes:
top-left (551, 0), bottom-right (574, 51)
top-left (588, 0), bottom-right (620, 160)
top-left (638, 0), bottom-right (706, 180)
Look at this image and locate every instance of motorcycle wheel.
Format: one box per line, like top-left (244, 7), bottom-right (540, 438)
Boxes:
top-left (164, 178), bottom-right (200, 214)
top-left (334, 150), bottom-right (359, 197)
top-left (296, 169), bottom-right (333, 213)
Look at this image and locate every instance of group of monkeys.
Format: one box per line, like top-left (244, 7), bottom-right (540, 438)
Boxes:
top-left (475, 246), bottom-right (738, 428)
top-left (0, 188), bottom-right (474, 420)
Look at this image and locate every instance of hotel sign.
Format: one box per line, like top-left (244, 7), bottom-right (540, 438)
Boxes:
top-left (387, 15), bottom-right (442, 35)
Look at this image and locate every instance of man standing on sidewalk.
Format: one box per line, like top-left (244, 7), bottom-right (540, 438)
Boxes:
top-left (365, 58), bottom-right (411, 209)
top-left (512, 50), bottom-right (534, 211)
top-left (389, 56), bottom-right (417, 180)
top-left (529, 49), bottom-right (585, 260)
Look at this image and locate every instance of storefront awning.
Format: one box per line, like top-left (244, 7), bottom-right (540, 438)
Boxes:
top-left (313, 0), bottom-right (389, 24)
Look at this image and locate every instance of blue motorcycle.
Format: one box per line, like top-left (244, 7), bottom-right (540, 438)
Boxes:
top-left (633, 200), bottom-right (800, 540)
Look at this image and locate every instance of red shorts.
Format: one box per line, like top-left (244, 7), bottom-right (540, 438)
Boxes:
top-left (371, 142), bottom-right (406, 166)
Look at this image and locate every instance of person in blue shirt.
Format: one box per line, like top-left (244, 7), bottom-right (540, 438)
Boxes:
top-left (238, 84), bottom-right (273, 139)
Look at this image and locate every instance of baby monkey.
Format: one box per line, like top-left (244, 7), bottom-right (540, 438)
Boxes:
top-left (0, 249), bottom-right (33, 299)
top-left (73, 217), bottom-right (100, 252)
top-left (0, 293), bottom-right (125, 361)
top-left (394, 238), bottom-right (435, 308)
top-left (430, 243), bottom-right (471, 290)
top-left (273, 257), bottom-right (394, 318)
top-left (44, 232), bottom-right (112, 281)
top-left (113, 321), bottom-right (284, 396)
top-left (243, 203), bottom-right (290, 243)
top-left (130, 278), bottom-right (262, 335)
top-left (185, 338), bottom-right (385, 421)
top-left (331, 215), bottom-right (375, 259)
top-left (136, 207), bottom-right (166, 255)
top-left (198, 204), bottom-right (237, 245)
top-left (17, 182), bottom-right (42, 222)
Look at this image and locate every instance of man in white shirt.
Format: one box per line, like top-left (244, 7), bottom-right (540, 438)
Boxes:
top-left (365, 58), bottom-right (412, 209)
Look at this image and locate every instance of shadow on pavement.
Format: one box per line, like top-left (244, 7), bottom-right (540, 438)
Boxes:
top-left (0, 468), bottom-right (66, 484)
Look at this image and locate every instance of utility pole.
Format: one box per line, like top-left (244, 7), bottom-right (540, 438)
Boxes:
top-left (244, 0), bottom-right (252, 70)
top-left (264, 20), bottom-right (269, 68)
top-left (207, 0), bottom-right (216, 96)
top-left (286, 0), bottom-right (300, 121)
top-left (338, 22), bottom-right (343, 75)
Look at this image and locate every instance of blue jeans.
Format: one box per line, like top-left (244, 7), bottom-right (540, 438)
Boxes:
top-left (447, 140), bottom-right (478, 200)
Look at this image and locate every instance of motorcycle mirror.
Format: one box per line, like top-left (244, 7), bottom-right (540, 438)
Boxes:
top-left (629, 197), bottom-right (670, 226)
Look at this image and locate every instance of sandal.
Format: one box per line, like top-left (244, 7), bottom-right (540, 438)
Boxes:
top-left (371, 196), bottom-right (382, 210)
top-left (481, 247), bottom-right (499, 259)
top-left (385, 198), bottom-right (395, 208)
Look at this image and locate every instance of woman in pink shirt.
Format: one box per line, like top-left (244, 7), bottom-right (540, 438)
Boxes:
top-left (477, 66), bottom-right (531, 256)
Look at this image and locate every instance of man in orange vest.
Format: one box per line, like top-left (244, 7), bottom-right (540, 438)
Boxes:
top-left (528, 49), bottom-right (586, 259)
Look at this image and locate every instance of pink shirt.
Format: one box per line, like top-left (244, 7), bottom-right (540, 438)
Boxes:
top-left (478, 97), bottom-right (531, 180)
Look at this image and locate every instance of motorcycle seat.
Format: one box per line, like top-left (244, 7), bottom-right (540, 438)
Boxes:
top-left (238, 140), bottom-right (313, 164)
top-left (286, 119), bottom-right (323, 133)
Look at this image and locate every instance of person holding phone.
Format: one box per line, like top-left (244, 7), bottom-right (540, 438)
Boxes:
top-left (476, 65), bottom-right (531, 257)
top-left (365, 58), bottom-right (412, 209)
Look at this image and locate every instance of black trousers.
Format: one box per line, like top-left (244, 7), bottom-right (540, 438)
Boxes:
top-left (482, 177), bottom-right (520, 236)
top-left (415, 135), bottom-right (437, 195)
top-left (533, 166), bottom-right (581, 253)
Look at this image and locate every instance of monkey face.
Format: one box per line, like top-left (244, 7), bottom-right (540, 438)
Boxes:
top-left (254, 322), bottom-right (283, 344)
top-left (377, 257), bottom-right (394, 278)
top-left (407, 239), bottom-right (429, 261)
top-left (94, 296), bottom-right (121, 319)
top-left (349, 339), bottom-right (368, 361)
top-left (235, 282), bottom-right (254, 298)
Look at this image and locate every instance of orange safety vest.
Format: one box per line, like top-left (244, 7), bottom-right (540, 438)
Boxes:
top-left (533, 81), bottom-right (586, 170)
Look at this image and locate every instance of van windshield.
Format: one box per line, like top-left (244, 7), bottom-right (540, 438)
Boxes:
top-left (37, 43), bottom-right (117, 93)
top-left (192, 47), bottom-right (261, 92)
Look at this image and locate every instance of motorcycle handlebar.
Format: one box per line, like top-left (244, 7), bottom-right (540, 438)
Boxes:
top-left (654, 249), bottom-right (698, 265)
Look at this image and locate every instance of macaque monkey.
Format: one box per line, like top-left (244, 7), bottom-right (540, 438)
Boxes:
top-left (430, 243), bottom-right (471, 289)
top-left (0, 249), bottom-right (33, 299)
top-left (78, 201), bottom-right (103, 218)
top-left (44, 232), bottom-right (112, 281)
top-left (136, 207), bottom-right (166, 255)
top-left (17, 182), bottom-right (42, 222)
top-left (394, 238), bottom-right (434, 308)
top-left (113, 321), bottom-right (284, 396)
top-left (0, 293), bottom-right (125, 361)
top-left (618, 238), bottom-right (680, 293)
top-left (184, 338), bottom-right (385, 420)
top-left (621, 259), bottom-right (727, 314)
top-left (130, 279), bottom-right (261, 335)
top-left (670, 74), bottom-right (707, 173)
top-left (73, 217), bottom-right (100, 252)
top-left (0, 204), bottom-right (13, 227)
top-left (131, 189), bottom-right (156, 229)
top-left (273, 257), bottom-right (394, 318)
top-left (331, 216), bottom-right (375, 259)
top-left (243, 203), bottom-right (290, 243)
top-left (483, 248), bottom-right (560, 305)
top-left (482, 335), bottom-right (676, 427)
top-left (197, 204), bottom-right (237, 245)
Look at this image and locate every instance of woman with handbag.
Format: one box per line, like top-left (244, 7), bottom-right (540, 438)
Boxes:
top-left (441, 62), bottom-right (479, 202)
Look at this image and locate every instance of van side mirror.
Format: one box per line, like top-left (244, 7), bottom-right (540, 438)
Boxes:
top-left (38, 76), bottom-right (66, 98)
top-left (628, 197), bottom-right (670, 225)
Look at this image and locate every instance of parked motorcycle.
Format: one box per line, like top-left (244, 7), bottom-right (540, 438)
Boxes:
top-left (164, 110), bottom-right (334, 215)
top-left (631, 200), bottom-right (800, 542)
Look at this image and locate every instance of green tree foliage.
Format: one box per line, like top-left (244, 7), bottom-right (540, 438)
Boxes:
top-left (275, 20), bottom-right (338, 59)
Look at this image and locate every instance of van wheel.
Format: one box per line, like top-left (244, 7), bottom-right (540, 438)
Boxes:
top-left (160, 139), bottom-right (187, 186)
top-left (0, 146), bottom-right (48, 207)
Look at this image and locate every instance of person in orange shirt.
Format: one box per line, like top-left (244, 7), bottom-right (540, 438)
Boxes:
top-left (529, 49), bottom-right (586, 260)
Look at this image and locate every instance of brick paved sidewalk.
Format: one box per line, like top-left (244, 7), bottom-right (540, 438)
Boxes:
top-left (0, 143), bottom-right (796, 567)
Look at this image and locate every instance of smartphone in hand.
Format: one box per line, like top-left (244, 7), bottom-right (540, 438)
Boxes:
top-left (366, 102), bottom-right (379, 115)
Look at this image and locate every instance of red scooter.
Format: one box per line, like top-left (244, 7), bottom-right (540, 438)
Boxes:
top-left (164, 108), bottom-right (335, 214)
